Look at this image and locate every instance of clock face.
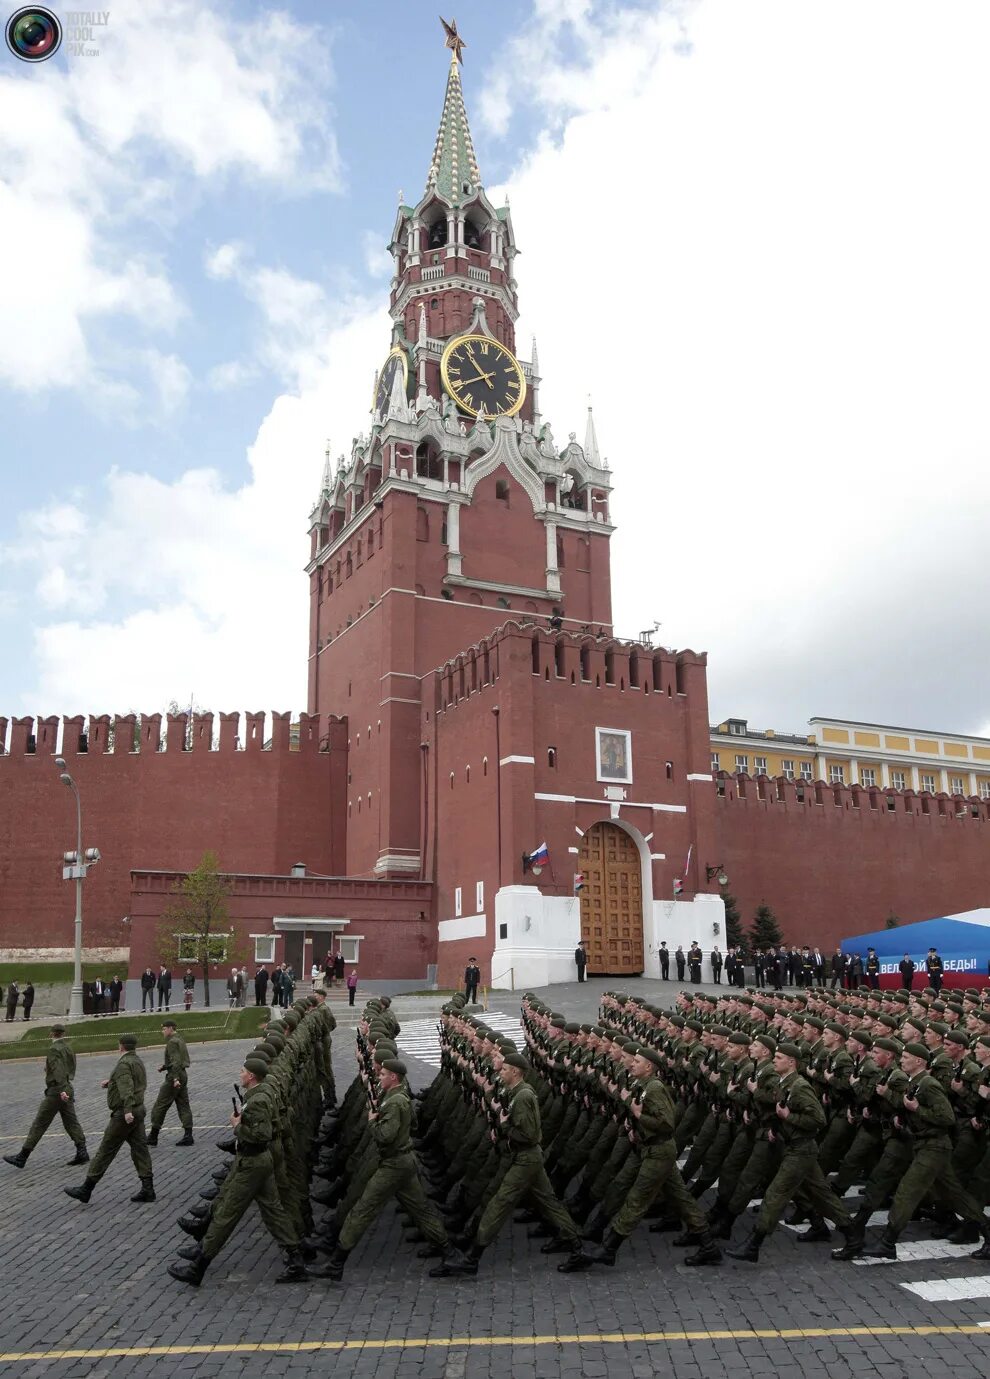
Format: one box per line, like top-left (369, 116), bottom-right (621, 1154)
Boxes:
top-left (440, 334), bottom-right (526, 418)
top-left (373, 347), bottom-right (409, 416)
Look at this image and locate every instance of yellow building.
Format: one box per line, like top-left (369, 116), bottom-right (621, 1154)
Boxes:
top-left (710, 716), bottom-right (990, 799)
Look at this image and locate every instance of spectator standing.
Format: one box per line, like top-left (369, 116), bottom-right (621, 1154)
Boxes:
top-left (658, 942), bottom-right (670, 979)
top-left (574, 943), bottom-right (588, 984)
top-left (926, 947), bottom-right (944, 993)
top-left (829, 948), bottom-right (846, 990)
top-left (675, 946), bottom-right (686, 981)
top-left (346, 967), bottom-right (358, 1007)
top-left (311, 962), bottom-right (321, 990)
top-left (688, 943), bottom-right (703, 984)
top-left (465, 958), bottom-right (481, 1002)
top-left (226, 969), bottom-right (239, 1007)
top-left (800, 948), bottom-right (814, 988)
top-left (238, 968), bottom-right (248, 1007)
top-left (710, 946), bottom-right (723, 984)
top-left (812, 948), bottom-right (825, 983)
top-left (157, 966), bottom-right (172, 1013)
top-left (182, 969), bottom-right (195, 1010)
top-left (848, 952), bottom-right (864, 990)
top-left (774, 947), bottom-right (787, 991)
top-left (109, 975), bottom-right (123, 1014)
top-left (866, 947), bottom-right (881, 990)
top-left (22, 980), bottom-right (34, 1021)
top-left (323, 952), bottom-right (335, 988)
top-left (334, 952), bottom-right (345, 986)
top-left (786, 948), bottom-right (800, 987)
top-left (270, 965), bottom-right (283, 1008)
top-left (140, 968), bottom-right (156, 1012)
top-left (254, 965), bottom-right (269, 1006)
top-left (899, 954), bottom-right (916, 989)
top-left (281, 966), bottom-right (295, 1008)
top-left (753, 950), bottom-right (765, 989)
top-left (92, 978), bottom-right (106, 1016)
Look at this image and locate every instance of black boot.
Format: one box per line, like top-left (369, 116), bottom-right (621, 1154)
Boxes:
top-left (131, 1176), bottom-right (156, 1203)
top-left (177, 1242), bottom-right (201, 1261)
top-left (64, 1178), bottom-right (95, 1203)
top-left (583, 1211), bottom-right (607, 1244)
top-left (672, 1228), bottom-right (705, 1247)
top-left (689, 1179), bottom-right (712, 1200)
top-left (948, 1219), bottom-right (981, 1245)
top-left (556, 1241), bottom-right (593, 1272)
top-left (211, 1165), bottom-right (230, 1183)
top-left (199, 1186), bottom-right (218, 1201)
top-left (178, 1214), bottom-right (209, 1240)
top-left (429, 1241), bottom-right (485, 1278)
top-left (66, 1145), bottom-right (89, 1166)
top-left (830, 1208), bottom-right (869, 1260)
top-left (783, 1204), bottom-right (808, 1227)
top-left (416, 1242), bottom-right (446, 1258)
top-left (3, 1150), bottom-right (29, 1169)
top-left (189, 1202), bottom-right (210, 1220)
top-left (647, 1214), bottom-right (680, 1234)
top-left (796, 1216), bottom-right (831, 1243)
top-left (726, 1227), bottom-right (765, 1262)
top-left (684, 1230), bottom-right (722, 1266)
top-left (168, 1248), bottom-right (209, 1286)
top-left (309, 1245), bottom-right (349, 1281)
top-left (587, 1229), bottom-right (625, 1266)
top-left (176, 1130), bottom-right (195, 1147)
top-left (216, 1135), bottom-right (237, 1154)
top-left (708, 1202), bottom-right (736, 1239)
top-left (970, 1220), bottom-right (990, 1261)
top-left (862, 1229), bottom-right (898, 1260)
top-left (539, 1235), bottom-right (577, 1254)
top-left (275, 1246), bottom-right (308, 1283)
top-left (146, 1128), bottom-right (160, 1147)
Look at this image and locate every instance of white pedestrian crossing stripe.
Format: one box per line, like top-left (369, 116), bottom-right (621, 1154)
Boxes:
top-left (398, 1012), bottom-right (525, 1069)
top-left (901, 1274), bottom-right (990, 1301)
top-left (853, 1241), bottom-right (981, 1267)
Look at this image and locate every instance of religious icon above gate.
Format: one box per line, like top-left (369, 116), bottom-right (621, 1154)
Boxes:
top-left (596, 727), bottom-right (632, 784)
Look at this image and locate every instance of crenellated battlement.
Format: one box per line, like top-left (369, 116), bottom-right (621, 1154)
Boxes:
top-left (716, 770), bottom-right (990, 823)
top-left (0, 711), bottom-right (344, 758)
top-left (431, 619), bottom-right (707, 714)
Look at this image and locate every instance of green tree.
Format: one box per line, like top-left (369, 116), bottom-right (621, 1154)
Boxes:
top-left (748, 902), bottom-right (784, 952)
top-left (721, 889), bottom-right (744, 949)
top-left (155, 852), bottom-right (242, 1007)
top-left (885, 912), bottom-right (901, 929)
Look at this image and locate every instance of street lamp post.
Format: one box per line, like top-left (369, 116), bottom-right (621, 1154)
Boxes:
top-left (54, 757), bottom-right (98, 1021)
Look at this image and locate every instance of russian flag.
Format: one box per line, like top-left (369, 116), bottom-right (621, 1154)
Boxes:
top-left (527, 842), bottom-right (550, 866)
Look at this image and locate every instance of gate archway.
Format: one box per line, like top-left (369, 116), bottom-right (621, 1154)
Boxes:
top-left (578, 821), bottom-right (644, 975)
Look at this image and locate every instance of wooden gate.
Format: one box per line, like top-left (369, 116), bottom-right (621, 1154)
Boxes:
top-left (578, 821), bottom-right (644, 975)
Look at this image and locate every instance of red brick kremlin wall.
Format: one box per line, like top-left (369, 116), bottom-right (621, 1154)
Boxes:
top-left (714, 773), bottom-right (990, 952)
top-left (0, 711), bottom-right (341, 951)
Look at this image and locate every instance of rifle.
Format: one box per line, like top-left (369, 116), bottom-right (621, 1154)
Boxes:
top-left (232, 1084), bottom-right (244, 1115)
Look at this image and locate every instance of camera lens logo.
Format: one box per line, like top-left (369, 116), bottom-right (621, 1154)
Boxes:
top-left (5, 7), bottom-right (62, 62)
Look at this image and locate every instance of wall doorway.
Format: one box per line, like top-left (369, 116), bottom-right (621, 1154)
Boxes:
top-left (578, 821), bottom-right (644, 974)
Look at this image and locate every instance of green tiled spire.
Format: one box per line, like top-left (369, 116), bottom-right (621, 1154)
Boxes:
top-left (425, 52), bottom-right (482, 205)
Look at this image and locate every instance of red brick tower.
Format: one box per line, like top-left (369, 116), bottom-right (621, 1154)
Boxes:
top-left (306, 37), bottom-right (615, 882)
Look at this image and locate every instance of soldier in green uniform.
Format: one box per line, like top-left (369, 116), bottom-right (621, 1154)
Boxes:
top-left (862, 1042), bottom-right (990, 1260)
top-left (146, 1020), bottom-right (194, 1147)
top-left (431, 1053), bottom-right (591, 1277)
top-left (311, 1059), bottom-right (448, 1281)
top-left (726, 1042), bottom-right (863, 1261)
top-left (587, 1044), bottom-right (721, 1268)
top-left (3, 1024), bottom-right (88, 1169)
top-left (64, 1034), bottom-right (155, 1204)
top-left (168, 1054), bottom-right (308, 1286)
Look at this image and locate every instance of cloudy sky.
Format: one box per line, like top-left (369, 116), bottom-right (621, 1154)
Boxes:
top-left (2, 0), bottom-right (989, 738)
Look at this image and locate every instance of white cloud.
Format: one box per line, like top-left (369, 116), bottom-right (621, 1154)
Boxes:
top-left (143, 350), bottom-right (192, 414)
top-left (13, 301), bottom-right (388, 712)
top-left (362, 230), bottom-right (393, 279)
top-left (0, 0), bottom-right (339, 397)
top-left (205, 242), bottom-right (246, 281)
top-left (206, 359), bottom-right (256, 391)
top-left (493, 0), bottom-right (990, 732)
top-left (11, 0), bottom-right (990, 740)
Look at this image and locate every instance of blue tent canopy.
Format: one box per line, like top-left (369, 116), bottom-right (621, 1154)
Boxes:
top-left (842, 916), bottom-right (990, 981)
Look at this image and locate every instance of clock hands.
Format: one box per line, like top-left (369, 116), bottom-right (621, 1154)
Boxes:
top-left (457, 368), bottom-right (495, 389)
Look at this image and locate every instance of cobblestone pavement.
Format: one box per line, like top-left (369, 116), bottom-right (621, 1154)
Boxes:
top-left (3, 1008), bottom-right (990, 1378)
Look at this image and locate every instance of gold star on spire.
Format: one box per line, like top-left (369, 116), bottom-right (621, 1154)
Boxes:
top-left (440, 16), bottom-right (466, 64)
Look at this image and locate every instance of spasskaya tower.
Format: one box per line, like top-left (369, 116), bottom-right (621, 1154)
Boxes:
top-left (306, 20), bottom-right (615, 882)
